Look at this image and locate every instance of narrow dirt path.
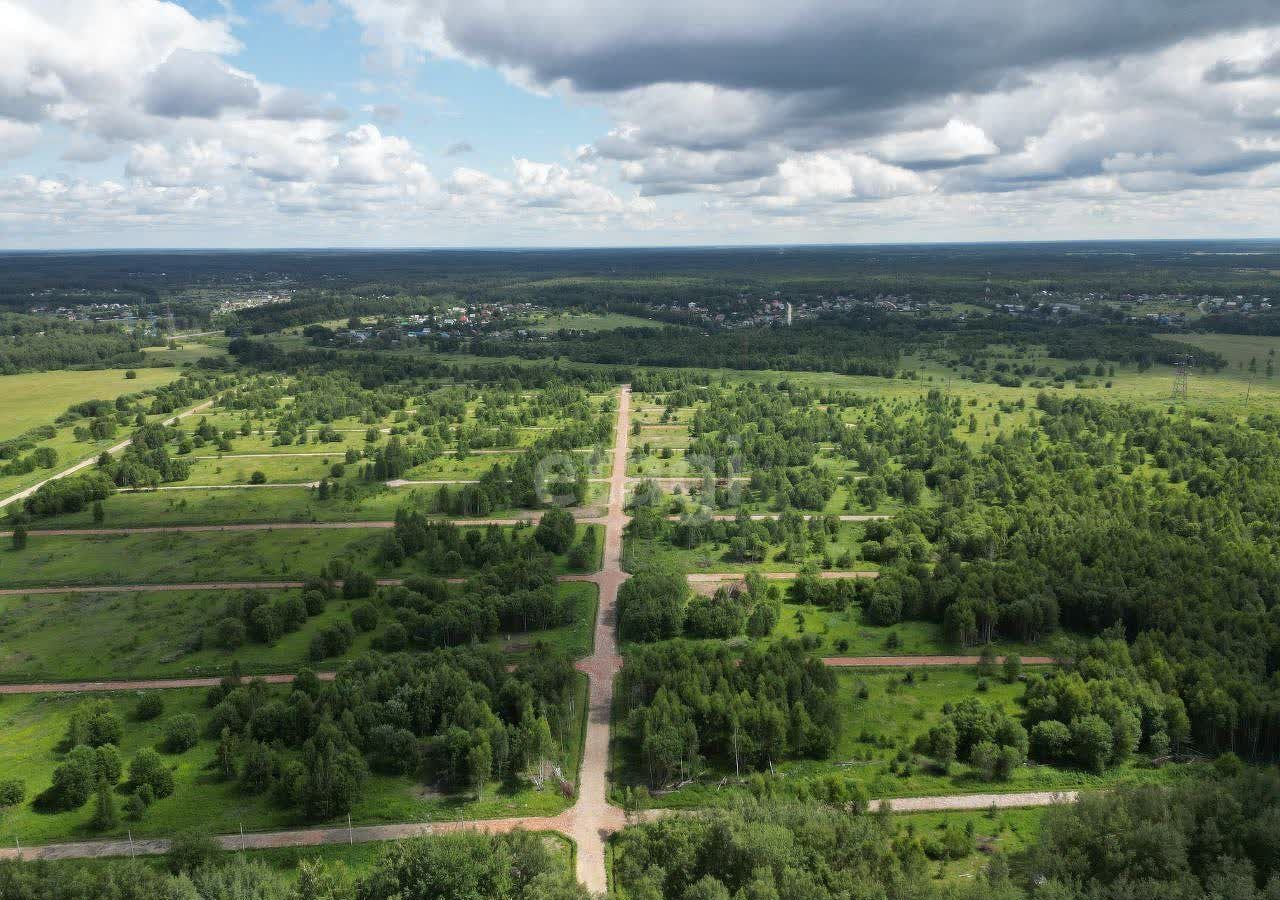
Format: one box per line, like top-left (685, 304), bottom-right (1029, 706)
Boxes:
top-left (0, 789), bottom-right (1078, 862)
top-left (0, 515), bottom-right (608, 538)
top-left (0, 672), bottom-right (336, 694)
top-left (0, 574), bottom-right (587, 596)
top-left (0, 655), bottom-right (1058, 695)
top-left (0, 570), bottom-right (863, 595)
top-left (2, 510), bottom-right (878, 539)
top-left (0, 400), bottom-right (214, 511)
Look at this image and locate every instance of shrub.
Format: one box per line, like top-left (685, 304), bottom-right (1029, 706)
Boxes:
top-left (95, 745), bottom-right (123, 784)
top-left (970, 740), bottom-right (1001, 781)
top-left (534, 508), bottom-right (576, 554)
top-left (309, 622), bottom-right (355, 660)
top-left (135, 693), bottom-right (165, 721)
top-left (302, 589), bottom-right (327, 616)
top-left (248, 605), bottom-right (282, 644)
top-left (124, 791), bottom-right (148, 821)
top-left (351, 604), bottom-right (379, 632)
top-left (90, 779), bottom-right (118, 830)
top-left (374, 622), bottom-right (408, 652)
top-left (1030, 720), bottom-right (1071, 762)
top-left (48, 746), bottom-right (98, 809)
top-left (164, 714), bottom-right (200, 753)
top-left (1071, 715), bottom-right (1114, 773)
top-left (342, 570), bottom-right (376, 599)
top-left (213, 617), bottom-right (247, 650)
top-left (166, 829), bottom-right (222, 875)
top-left (0, 779), bottom-right (24, 806)
top-left (249, 471), bottom-right (267, 484)
top-left (129, 748), bottom-right (175, 798)
top-left (67, 699), bottom-right (123, 748)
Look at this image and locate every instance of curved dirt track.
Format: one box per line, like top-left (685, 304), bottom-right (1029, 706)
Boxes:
top-left (0, 400), bottom-right (213, 511)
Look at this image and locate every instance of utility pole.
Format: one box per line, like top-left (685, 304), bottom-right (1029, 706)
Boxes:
top-left (1172, 354), bottom-right (1192, 402)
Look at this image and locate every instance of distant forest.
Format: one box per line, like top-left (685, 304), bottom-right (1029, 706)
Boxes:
top-left (4, 242), bottom-right (1280, 313)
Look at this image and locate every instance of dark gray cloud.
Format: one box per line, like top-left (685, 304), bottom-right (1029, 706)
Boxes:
top-left (444, 140), bottom-right (474, 155)
top-left (142, 49), bottom-right (260, 118)
top-left (1205, 49), bottom-right (1280, 82)
top-left (423, 1), bottom-right (1280, 105)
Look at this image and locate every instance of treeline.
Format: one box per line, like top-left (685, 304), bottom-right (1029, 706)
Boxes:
top-left (472, 314), bottom-right (1223, 379)
top-left (232, 290), bottom-right (439, 333)
top-left (1199, 310), bottom-right (1280, 336)
top-left (378, 509), bottom-right (594, 575)
top-left (617, 640), bottom-right (838, 786)
top-left (0, 315), bottom-right (161, 373)
top-left (0, 831), bottom-right (587, 899)
top-left (228, 336), bottom-right (627, 393)
top-left (374, 558), bottom-right (577, 652)
top-left (474, 321), bottom-right (903, 377)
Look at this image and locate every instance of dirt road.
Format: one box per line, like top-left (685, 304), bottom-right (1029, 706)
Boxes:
top-left (0, 789), bottom-right (1078, 862)
top-left (0, 574), bottom-right (597, 595)
top-left (0, 515), bottom-right (610, 538)
top-left (0, 672), bottom-right (337, 694)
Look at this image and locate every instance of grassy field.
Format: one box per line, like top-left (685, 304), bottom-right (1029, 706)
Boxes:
top-left (0, 582), bottom-right (595, 682)
top-left (445, 338), bottom-right (1280, 419)
top-left (0, 524), bottom-right (602, 587)
top-left (622, 522), bottom-right (874, 575)
top-left (529, 312), bottom-right (659, 332)
top-left (0, 588), bottom-right (378, 681)
top-left (894, 806), bottom-right (1046, 883)
top-left (0, 368), bottom-right (186, 442)
top-left (770, 600), bottom-right (1047, 660)
top-left (21, 483), bottom-right (609, 529)
top-left (0, 680), bottom-right (586, 845)
top-left (614, 668), bottom-right (1185, 808)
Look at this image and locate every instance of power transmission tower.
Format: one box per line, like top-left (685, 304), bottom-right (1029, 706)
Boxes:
top-left (1171, 354), bottom-right (1192, 402)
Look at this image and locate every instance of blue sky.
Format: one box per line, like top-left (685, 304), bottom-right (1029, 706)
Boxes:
top-left (4, 1), bottom-right (1280, 247)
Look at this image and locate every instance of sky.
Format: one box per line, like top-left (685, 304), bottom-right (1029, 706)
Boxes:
top-left (5, 1), bottom-right (1280, 248)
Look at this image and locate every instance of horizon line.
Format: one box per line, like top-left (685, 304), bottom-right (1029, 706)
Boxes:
top-left (4, 237), bottom-right (1280, 255)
